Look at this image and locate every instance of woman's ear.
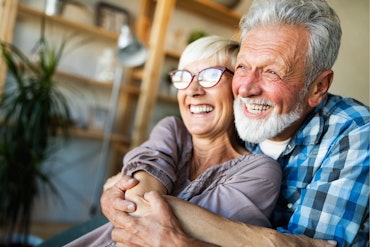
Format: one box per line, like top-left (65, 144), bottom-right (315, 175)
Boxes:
top-left (307, 70), bottom-right (333, 107)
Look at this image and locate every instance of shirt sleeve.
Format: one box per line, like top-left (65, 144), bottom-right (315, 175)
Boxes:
top-left (285, 123), bottom-right (369, 247)
top-left (122, 116), bottom-right (192, 193)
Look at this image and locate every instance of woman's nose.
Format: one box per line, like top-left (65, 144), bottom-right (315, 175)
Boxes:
top-left (185, 77), bottom-right (205, 97)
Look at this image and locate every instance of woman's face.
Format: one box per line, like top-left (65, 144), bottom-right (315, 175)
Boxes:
top-left (177, 57), bottom-right (235, 138)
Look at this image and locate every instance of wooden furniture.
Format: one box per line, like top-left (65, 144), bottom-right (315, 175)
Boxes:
top-left (0, 0), bottom-right (243, 170)
top-left (131, 0), bottom-right (242, 147)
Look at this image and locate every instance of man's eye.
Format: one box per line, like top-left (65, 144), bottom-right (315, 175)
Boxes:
top-left (236, 65), bottom-right (245, 70)
top-left (235, 65), bottom-right (250, 73)
top-left (264, 70), bottom-right (282, 80)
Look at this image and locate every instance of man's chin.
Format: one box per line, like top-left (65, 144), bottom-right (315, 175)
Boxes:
top-left (236, 122), bottom-right (278, 143)
top-left (234, 104), bottom-right (302, 143)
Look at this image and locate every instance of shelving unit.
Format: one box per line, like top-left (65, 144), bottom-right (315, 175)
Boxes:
top-left (0, 0), bottom-right (243, 164)
top-left (0, 0), bottom-right (240, 149)
top-left (0, 0), bottom-right (246, 224)
top-left (130, 0), bottom-right (242, 147)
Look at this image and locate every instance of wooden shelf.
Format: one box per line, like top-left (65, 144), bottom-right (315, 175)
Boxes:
top-left (176, 0), bottom-right (242, 27)
top-left (157, 93), bottom-right (178, 104)
top-left (55, 70), bottom-right (141, 95)
top-left (55, 71), bottom-right (113, 88)
top-left (67, 128), bottom-right (131, 145)
top-left (17, 4), bottom-right (118, 41)
top-left (166, 49), bottom-right (181, 59)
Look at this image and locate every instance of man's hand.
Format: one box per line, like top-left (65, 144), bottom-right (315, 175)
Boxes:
top-left (100, 174), bottom-right (138, 226)
top-left (101, 175), bottom-right (336, 247)
top-left (277, 234), bottom-right (337, 247)
top-left (103, 172), bottom-right (122, 191)
top-left (112, 191), bottom-right (215, 247)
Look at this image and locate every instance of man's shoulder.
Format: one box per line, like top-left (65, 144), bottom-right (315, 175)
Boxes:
top-left (323, 94), bottom-right (369, 121)
top-left (293, 94), bottom-right (369, 145)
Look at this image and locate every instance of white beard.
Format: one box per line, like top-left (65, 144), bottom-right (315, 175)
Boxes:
top-left (233, 96), bottom-right (304, 143)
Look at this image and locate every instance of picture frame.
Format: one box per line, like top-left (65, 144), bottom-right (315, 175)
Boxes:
top-left (95, 2), bottom-right (130, 34)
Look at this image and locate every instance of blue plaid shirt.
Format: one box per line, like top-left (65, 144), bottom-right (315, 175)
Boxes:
top-left (245, 94), bottom-right (369, 247)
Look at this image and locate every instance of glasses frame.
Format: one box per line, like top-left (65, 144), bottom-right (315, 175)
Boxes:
top-left (169, 66), bottom-right (234, 90)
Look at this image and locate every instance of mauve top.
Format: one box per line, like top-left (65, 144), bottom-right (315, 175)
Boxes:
top-left (122, 116), bottom-right (282, 227)
top-left (64, 116), bottom-right (282, 247)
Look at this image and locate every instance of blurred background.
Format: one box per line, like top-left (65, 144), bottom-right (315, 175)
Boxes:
top-left (0, 0), bottom-right (368, 242)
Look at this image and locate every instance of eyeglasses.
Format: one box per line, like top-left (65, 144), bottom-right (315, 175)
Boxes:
top-left (168, 66), bottom-right (234, 90)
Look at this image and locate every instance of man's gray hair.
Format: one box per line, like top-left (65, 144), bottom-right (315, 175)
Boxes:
top-left (239, 0), bottom-right (342, 88)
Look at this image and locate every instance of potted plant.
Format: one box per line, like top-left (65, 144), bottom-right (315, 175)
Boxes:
top-left (0, 20), bottom-right (74, 246)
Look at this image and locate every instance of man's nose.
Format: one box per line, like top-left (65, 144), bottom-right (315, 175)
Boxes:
top-left (234, 72), bottom-right (263, 98)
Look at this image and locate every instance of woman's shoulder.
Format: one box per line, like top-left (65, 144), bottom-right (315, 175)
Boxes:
top-left (229, 153), bottom-right (282, 183)
top-left (151, 116), bottom-right (189, 136)
top-left (156, 116), bottom-right (187, 131)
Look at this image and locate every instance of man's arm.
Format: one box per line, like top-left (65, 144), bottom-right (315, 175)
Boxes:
top-left (165, 196), bottom-right (338, 247)
top-left (102, 176), bottom-right (337, 247)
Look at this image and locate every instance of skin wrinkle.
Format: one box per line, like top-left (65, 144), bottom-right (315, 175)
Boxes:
top-left (232, 25), bottom-right (316, 142)
top-left (233, 26), bottom-right (308, 117)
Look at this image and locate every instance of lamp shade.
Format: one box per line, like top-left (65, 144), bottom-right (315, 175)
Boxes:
top-left (117, 25), bottom-right (147, 67)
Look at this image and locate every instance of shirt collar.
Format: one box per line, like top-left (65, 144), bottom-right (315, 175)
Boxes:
top-left (245, 95), bottom-right (330, 154)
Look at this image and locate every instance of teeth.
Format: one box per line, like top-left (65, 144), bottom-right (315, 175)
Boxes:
top-left (246, 103), bottom-right (271, 114)
top-left (190, 105), bottom-right (214, 114)
top-left (240, 98), bottom-right (273, 114)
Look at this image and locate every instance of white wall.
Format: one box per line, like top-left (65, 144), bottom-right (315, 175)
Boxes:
top-left (327, 0), bottom-right (369, 105)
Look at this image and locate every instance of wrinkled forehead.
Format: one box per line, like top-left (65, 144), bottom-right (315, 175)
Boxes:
top-left (239, 25), bottom-right (308, 62)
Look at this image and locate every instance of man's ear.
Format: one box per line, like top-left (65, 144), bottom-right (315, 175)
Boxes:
top-left (307, 70), bottom-right (333, 107)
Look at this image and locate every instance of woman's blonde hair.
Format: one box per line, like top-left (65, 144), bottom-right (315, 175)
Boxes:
top-left (178, 35), bottom-right (239, 71)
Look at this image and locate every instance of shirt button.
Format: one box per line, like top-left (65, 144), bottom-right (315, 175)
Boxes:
top-left (287, 203), bottom-right (293, 209)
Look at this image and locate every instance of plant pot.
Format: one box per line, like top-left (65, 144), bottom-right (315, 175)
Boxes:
top-left (0, 234), bottom-right (43, 247)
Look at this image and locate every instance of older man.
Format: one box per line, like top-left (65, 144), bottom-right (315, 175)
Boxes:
top-left (102, 0), bottom-right (369, 246)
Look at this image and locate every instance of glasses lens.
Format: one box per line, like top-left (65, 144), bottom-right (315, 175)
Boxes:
top-left (170, 70), bottom-right (192, 89)
top-left (198, 68), bottom-right (223, 88)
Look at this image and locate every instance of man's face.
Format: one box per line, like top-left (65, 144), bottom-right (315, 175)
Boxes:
top-left (232, 25), bottom-right (311, 142)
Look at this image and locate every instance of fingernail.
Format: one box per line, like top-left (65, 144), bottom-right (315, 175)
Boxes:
top-left (327, 240), bottom-right (337, 246)
top-left (127, 204), bottom-right (135, 211)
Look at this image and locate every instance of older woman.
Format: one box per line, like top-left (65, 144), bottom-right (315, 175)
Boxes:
top-left (66, 36), bottom-right (281, 247)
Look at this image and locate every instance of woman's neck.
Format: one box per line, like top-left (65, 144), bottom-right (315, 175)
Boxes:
top-left (189, 133), bottom-right (248, 180)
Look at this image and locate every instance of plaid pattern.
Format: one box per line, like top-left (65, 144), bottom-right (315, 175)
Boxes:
top-left (245, 94), bottom-right (369, 247)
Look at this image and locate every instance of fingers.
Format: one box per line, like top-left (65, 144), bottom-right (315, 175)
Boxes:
top-left (144, 191), bottom-right (175, 221)
top-left (114, 175), bottom-right (139, 190)
top-left (100, 175), bottom-right (139, 224)
top-left (326, 240), bottom-right (337, 246)
top-left (143, 191), bottom-right (168, 212)
top-left (112, 225), bottom-right (147, 247)
top-left (103, 172), bottom-right (122, 191)
top-left (284, 234), bottom-right (337, 247)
